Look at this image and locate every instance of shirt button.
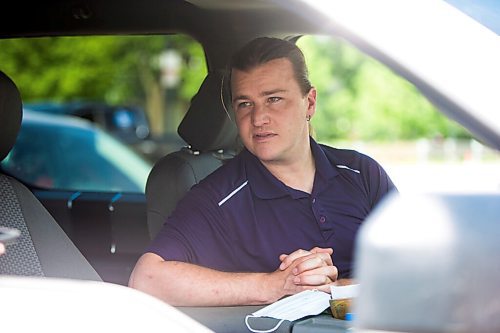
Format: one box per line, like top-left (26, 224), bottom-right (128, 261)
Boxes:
top-left (312, 198), bottom-right (316, 204)
top-left (319, 216), bottom-right (326, 223)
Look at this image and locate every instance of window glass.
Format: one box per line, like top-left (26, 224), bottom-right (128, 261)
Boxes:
top-left (298, 35), bottom-right (500, 193)
top-left (0, 34), bottom-right (207, 193)
top-left (2, 111), bottom-right (152, 192)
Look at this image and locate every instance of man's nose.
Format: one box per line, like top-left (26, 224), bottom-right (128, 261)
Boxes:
top-left (251, 103), bottom-right (269, 127)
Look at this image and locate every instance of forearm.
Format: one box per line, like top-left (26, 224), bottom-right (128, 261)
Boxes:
top-left (129, 253), bottom-right (285, 306)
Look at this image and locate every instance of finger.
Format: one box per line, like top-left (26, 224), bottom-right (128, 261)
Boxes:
top-left (289, 284), bottom-right (332, 294)
top-left (292, 252), bottom-right (334, 275)
top-left (281, 248), bottom-right (333, 269)
top-left (314, 251), bottom-right (333, 267)
top-left (308, 248), bottom-right (334, 266)
top-left (279, 249), bottom-right (311, 270)
top-left (292, 255), bottom-right (323, 275)
top-left (310, 247), bottom-right (333, 255)
top-left (293, 273), bottom-right (334, 287)
top-left (294, 266), bottom-right (338, 285)
top-left (282, 247), bottom-right (332, 262)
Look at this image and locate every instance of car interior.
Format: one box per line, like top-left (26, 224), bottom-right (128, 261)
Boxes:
top-left (0, 70), bottom-right (101, 281)
top-left (0, 4), bottom-right (333, 330)
top-left (146, 70), bottom-right (240, 238)
top-left (0, 0), bottom-right (318, 287)
top-left (1, 1), bottom-right (500, 332)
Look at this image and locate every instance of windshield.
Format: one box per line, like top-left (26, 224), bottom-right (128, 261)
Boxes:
top-left (445, 0), bottom-right (500, 35)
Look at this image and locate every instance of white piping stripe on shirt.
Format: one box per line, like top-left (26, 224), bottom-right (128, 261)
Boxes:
top-left (218, 180), bottom-right (249, 207)
top-left (336, 164), bottom-right (361, 174)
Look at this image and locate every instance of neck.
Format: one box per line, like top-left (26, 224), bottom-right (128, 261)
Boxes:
top-left (262, 147), bottom-right (316, 194)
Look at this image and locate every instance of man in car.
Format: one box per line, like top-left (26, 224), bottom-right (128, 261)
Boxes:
top-left (129, 37), bottom-right (397, 306)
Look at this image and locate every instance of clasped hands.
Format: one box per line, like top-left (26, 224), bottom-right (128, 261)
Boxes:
top-left (277, 247), bottom-right (338, 295)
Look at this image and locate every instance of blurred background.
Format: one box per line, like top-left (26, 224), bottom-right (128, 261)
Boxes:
top-left (1, 34), bottom-right (498, 194)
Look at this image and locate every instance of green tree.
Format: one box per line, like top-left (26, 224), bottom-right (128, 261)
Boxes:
top-left (0, 35), bottom-right (206, 137)
top-left (298, 35), bottom-right (470, 142)
top-left (1, 34), bottom-right (469, 141)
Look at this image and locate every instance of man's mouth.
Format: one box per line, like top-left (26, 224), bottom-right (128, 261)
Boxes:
top-left (253, 132), bottom-right (276, 140)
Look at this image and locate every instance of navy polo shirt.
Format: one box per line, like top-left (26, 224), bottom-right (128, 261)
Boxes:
top-left (148, 138), bottom-right (396, 278)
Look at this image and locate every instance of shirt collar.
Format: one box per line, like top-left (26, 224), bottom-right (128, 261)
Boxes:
top-left (311, 137), bottom-right (339, 186)
top-left (244, 137), bottom-right (339, 200)
top-left (243, 149), bottom-right (289, 199)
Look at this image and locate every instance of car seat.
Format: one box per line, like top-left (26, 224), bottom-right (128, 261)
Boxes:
top-left (146, 70), bottom-right (241, 239)
top-left (0, 70), bottom-right (101, 280)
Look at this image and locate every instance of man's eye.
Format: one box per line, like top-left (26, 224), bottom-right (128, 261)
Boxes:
top-left (268, 97), bottom-right (282, 103)
top-left (237, 101), bottom-right (252, 109)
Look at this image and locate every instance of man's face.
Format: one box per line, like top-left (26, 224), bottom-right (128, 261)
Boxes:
top-left (231, 58), bottom-right (316, 165)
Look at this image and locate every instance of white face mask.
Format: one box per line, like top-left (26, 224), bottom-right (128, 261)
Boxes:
top-left (245, 290), bottom-right (331, 333)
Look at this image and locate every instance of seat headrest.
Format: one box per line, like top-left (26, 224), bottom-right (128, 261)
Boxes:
top-left (177, 71), bottom-right (240, 152)
top-left (0, 71), bottom-right (23, 161)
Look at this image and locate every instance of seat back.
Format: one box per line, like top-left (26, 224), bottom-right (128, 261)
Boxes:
top-left (146, 71), bottom-right (240, 239)
top-left (0, 70), bottom-right (101, 281)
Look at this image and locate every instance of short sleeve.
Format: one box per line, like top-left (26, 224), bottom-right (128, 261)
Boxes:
top-left (362, 154), bottom-right (398, 208)
top-left (146, 183), bottom-right (225, 265)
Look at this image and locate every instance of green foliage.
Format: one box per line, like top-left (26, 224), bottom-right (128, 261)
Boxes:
top-left (298, 36), bottom-right (470, 141)
top-left (0, 34), bottom-right (469, 140)
top-left (0, 35), bottom-right (206, 107)
top-left (0, 35), bottom-right (206, 136)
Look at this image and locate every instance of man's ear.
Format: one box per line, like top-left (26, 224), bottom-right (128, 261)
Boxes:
top-left (306, 87), bottom-right (317, 118)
